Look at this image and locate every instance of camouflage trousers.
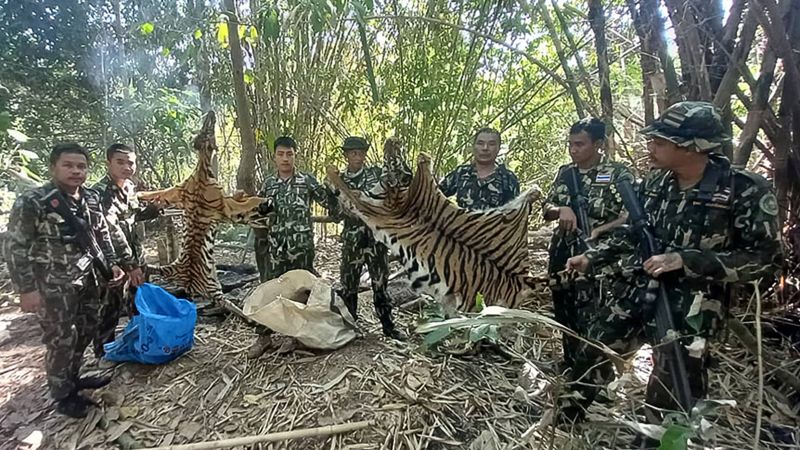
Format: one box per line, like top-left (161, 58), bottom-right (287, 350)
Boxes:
top-left (254, 229), bottom-right (317, 283)
top-left (253, 229), bottom-right (317, 336)
top-left (339, 235), bottom-right (392, 323)
top-left (550, 276), bottom-right (597, 369)
top-left (566, 278), bottom-right (713, 418)
top-left (37, 281), bottom-right (103, 401)
top-left (93, 283), bottom-right (136, 358)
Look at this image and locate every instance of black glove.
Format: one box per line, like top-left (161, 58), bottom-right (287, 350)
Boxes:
top-left (257, 200), bottom-right (274, 215)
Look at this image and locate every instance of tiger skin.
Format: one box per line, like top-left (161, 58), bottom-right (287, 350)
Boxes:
top-left (327, 139), bottom-right (542, 315)
top-left (138, 111), bottom-right (267, 305)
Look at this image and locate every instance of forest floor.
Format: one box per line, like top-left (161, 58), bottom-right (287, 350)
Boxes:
top-left (0, 227), bottom-right (799, 450)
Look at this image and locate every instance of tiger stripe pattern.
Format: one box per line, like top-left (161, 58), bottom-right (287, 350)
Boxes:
top-left (138, 111), bottom-right (266, 303)
top-left (327, 147), bottom-right (541, 314)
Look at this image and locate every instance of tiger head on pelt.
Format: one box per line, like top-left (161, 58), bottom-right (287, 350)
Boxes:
top-left (327, 138), bottom-right (541, 316)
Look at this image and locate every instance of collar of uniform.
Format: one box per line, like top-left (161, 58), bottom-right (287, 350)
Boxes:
top-left (274, 171), bottom-right (302, 183)
top-left (343, 167), bottom-right (365, 181)
top-left (468, 162), bottom-right (504, 177)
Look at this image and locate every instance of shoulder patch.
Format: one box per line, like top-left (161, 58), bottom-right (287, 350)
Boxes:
top-left (759, 193), bottom-right (779, 216)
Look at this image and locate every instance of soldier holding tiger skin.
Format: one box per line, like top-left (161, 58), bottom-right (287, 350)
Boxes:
top-left (329, 136), bottom-right (405, 340)
top-left (248, 136), bottom-right (333, 358)
top-left (439, 127), bottom-right (520, 210)
top-left (542, 118), bottom-right (634, 384)
top-left (564, 102), bottom-right (782, 430)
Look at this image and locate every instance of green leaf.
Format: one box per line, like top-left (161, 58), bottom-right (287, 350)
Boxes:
top-left (243, 71), bottom-right (254, 84)
top-left (658, 425), bottom-right (691, 450)
top-left (193, 28), bottom-right (203, 39)
top-left (238, 24), bottom-right (247, 40)
top-left (17, 149), bottom-right (38, 160)
top-left (475, 292), bottom-right (484, 311)
top-left (0, 111), bottom-right (11, 131)
top-left (216, 22), bottom-right (229, 48)
top-left (8, 129), bottom-right (29, 143)
top-left (422, 326), bottom-right (452, 346)
top-left (160, 47), bottom-right (171, 57)
top-left (140, 22), bottom-right (155, 35)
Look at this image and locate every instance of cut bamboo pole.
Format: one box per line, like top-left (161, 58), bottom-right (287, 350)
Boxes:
top-left (142, 420), bottom-right (373, 450)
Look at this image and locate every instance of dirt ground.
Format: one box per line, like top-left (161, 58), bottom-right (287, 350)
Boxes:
top-left (1, 227), bottom-right (798, 450)
top-left (0, 230), bottom-right (560, 450)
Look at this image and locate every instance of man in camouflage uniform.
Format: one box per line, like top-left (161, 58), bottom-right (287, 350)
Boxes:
top-left (3, 143), bottom-right (125, 418)
top-left (542, 118), bottom-right (634, 375)
top-left (330, 136), bottom-right (405, 340)
top-left (565, 102), bottom-right (782, 431)
top-left (439, 127), bottom-right (520, 210)
top-left (248, 136), bottom-right (332, 358)
top-left (91, 143), bottom-right (162, 358)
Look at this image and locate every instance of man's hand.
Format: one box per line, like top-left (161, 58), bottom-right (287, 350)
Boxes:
top-left (257, 200), bottom-right (273, 215)
top-left (565, 255), bottom-right (590, 273)
top-left (643, 252), bottom-right (683, 277)
top-left (109, 265), bottom-right (125, 287)
top-left (128, 267), bottom-right (145, 287)
top-left (558, 207), bottom-right (578, 232)
top-left (19, 291), bottom-right (43, 312)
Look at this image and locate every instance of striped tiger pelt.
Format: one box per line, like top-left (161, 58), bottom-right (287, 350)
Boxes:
top-left (138, 111), bottom-right (267, 304)
top-left (327, 143), bottom-right (541, 314)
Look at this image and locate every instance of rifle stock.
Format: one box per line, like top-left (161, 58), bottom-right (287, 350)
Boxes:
top-left (565, 167), bottom-right (592, 251)
top-left (615, 179), bottom-right (694, 411)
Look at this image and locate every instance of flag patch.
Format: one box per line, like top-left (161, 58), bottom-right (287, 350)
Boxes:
top-left (595, 174), bottom-right (612, 183)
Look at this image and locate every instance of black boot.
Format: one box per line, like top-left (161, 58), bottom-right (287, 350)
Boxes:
top-left (341, 292), bottom-right (359, 321)
top-left (56, 393), bottom-right (94, 418)
top-left (77, 374), bottom-right (113, 390)
top-left (375, 304), bottom-right (406, 341)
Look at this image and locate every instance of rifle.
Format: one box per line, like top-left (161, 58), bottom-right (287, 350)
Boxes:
top-left (43, 189), bottom-right (114, 281)
top-left (615, 179), bottom-right (694, 411)
top-left (563, 167), bottom-right (592, 251)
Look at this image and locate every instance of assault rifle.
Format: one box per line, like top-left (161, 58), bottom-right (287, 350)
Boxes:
top-left (615, 179), bottom-right (693, 411)
top-left (564, 167), bottom-right (592, 251)
top-left (42, 189), bottom-right (114, 281)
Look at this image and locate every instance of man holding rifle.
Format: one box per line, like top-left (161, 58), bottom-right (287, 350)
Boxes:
top-left (566, 102), bottom-right (781, 431)
top-left (542, 117), bottom-right (633, 407)
top-left (3, 143), bottom-right (125, 418)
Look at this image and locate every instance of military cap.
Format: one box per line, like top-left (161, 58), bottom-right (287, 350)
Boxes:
top-left (341, 136), bottom-right (370, 151)
top-left (640, 101), bottom-right (730, 152)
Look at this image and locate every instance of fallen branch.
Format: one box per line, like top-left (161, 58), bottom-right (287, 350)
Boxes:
top-left (727, 316), bottom-right (800, 395)
top-left (142, 420), bottom-right (373, 450)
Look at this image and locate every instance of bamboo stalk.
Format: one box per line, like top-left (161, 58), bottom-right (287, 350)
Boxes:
top-left (142, 420), bottom-right (373, 450)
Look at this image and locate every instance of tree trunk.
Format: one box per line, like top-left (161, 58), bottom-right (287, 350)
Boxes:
top-left (734, 49), bottom-right (778, 167)
top-left (224, 0), bottom-right (258, 194)
top-left (529, 0), bottom-right (587, 118)
top-left (588, 0), bottom-right (615, 156)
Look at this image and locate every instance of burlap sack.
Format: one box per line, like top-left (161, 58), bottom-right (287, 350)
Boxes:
top-left (242, 270), bottom-right (357, 349)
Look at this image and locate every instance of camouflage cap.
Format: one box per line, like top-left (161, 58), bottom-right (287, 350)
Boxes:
top-left (341, 136), bottom-right (370, 151)
top-left (639, 101), bottom-right (730, 152)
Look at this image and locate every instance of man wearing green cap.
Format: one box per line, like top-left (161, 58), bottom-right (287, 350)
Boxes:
top-left (563, 102), bottom-right (782, 428)
top-left (439, 127), bottom-right (520, 211)
top-left (329, 136), bottom-right (405, 340)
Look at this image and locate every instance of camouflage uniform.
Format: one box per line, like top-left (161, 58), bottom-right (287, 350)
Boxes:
top-left (543, 159), bottom-right (634, 368)
top-left (3, 182), bottom-right (118, 401)
top-left (439, 163), bottom-right (520, 210)
top-left (330, 165), bottom-right (398, 335)
top-left (91, 175), bottom-right (160, 357)
top-left (254, 171), bottom-right (331, 281)
top-left (567, 102), bottom-right (782, 420)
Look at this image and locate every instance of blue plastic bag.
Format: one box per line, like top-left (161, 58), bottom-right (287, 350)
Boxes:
top-left (104, 283), bottom-right (197, 364)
